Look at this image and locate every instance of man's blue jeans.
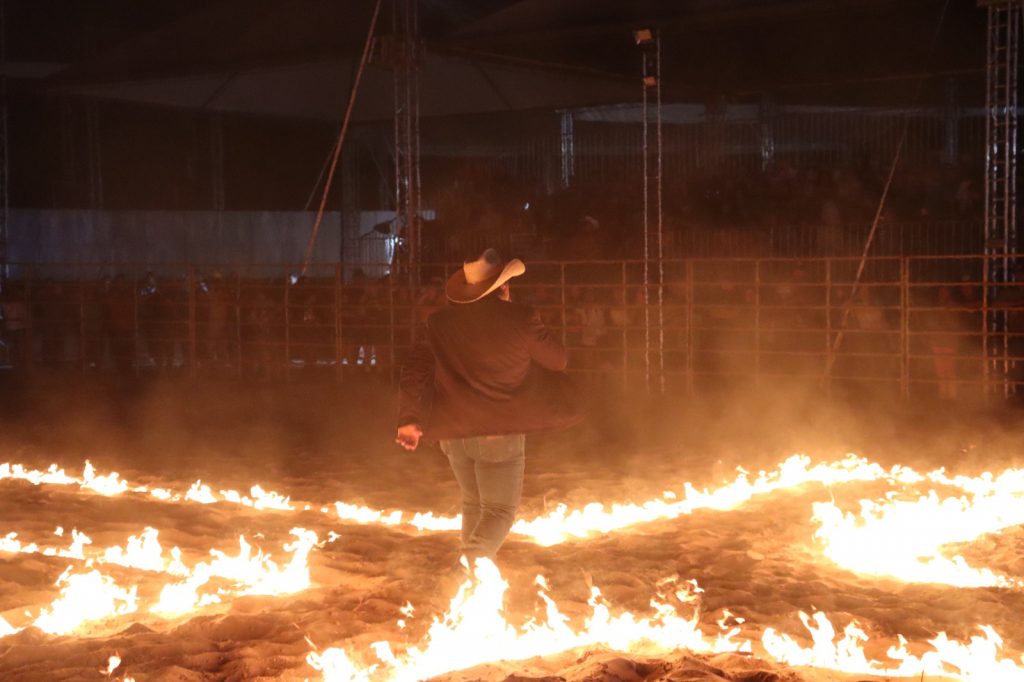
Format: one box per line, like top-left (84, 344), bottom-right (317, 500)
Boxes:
top-left (439, 434), bottom-right (525, 559)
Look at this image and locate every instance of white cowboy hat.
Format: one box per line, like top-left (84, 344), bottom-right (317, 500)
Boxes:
top-left (445, 248), bottom-right (525, 304)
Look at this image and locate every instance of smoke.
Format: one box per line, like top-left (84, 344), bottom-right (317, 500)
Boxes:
top-left (1, 366), bottom-right (1021, 517)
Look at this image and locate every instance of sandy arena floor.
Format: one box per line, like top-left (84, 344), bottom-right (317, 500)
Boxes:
top-left (1, 377), bottom-right (1023, 681)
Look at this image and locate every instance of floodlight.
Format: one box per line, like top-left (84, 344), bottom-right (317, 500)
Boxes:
top-left (633, 28), bottom-right (654, 45)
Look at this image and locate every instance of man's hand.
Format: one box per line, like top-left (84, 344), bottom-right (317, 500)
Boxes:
top-left (395, 423), bottom-right (423, 451)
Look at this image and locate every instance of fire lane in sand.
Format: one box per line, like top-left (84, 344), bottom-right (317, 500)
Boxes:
top-left (2, 454), bottom-right (1024, 680)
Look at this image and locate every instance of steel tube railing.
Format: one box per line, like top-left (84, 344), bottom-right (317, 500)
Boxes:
top-left (1, 255), bottom-right (1022, 400)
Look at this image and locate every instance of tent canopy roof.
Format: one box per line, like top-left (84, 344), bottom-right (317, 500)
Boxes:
top-left (47, 0), bottom-right (986, 121)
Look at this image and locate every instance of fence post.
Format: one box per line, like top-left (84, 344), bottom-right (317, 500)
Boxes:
top-left (621, 260), bottom-right (628, 389)
top-left (188, 267), bottom-right (197, 379)
top-left (234, 272), bottom-right (242, 377)
top-left (982, 253), bottom-right (991, 400)
top-left (824, 258), bottom-right (832, 396)
top-left (754, 259), bottom-right (761, 388)
top-left (686, 259), bottom-right (694, 395)
top-left (334, 263), bottom-right (343, 384)
top-left (78, 267), bottom-right (87, 373)
top-left (900, 256), bottom-right (909, 399)
top-left (132, 271), bottom-right (140, 376)
top-left (283, 273), bottom-right (291, 382)
top-left (559, 263), bottom-right (567, 347)
top-left (23, 266), bottom-right (33, 373)
top-left (388, 270), bottom-right (395, 383)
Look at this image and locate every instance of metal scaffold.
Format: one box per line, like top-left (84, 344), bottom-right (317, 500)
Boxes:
top-left (388, 0), bottom-right (423, 283)
top-left (982, 0), bottom-right (1023, 396)
top-left (0, 0), bottom-right (8, 286)
top-left (638, 28), bottom-right (665, 394)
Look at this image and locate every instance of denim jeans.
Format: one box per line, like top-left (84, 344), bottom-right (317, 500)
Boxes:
top-left (439, 433), bottom-right (526, 559)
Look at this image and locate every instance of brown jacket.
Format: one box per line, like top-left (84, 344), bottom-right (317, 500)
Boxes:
top-left (398, 296), bottom-right (581, 440)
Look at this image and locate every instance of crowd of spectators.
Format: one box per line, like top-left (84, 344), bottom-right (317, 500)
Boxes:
top-left (422, 158), bottom-right (982, 262)
top-left (0, 155), bottom-right (1005, 396)
top-left (3, 260), bottom-right (1022, 399)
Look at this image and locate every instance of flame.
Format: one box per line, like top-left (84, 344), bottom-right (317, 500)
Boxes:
top-left (813, 482), bottom-right (1024, 587)
top-left (309, 564), bottom-right (1024, 682)
top-left (152, 528), bottom-right (318, 614)
top-left (334, 502), bottom-right (404, 526)
top-left (0, 455), bottom-right (925, 545)
top-left (0, 615), bottom-right (19, 637)
top-left (185, 480), bottom-right (218, 504)
top-left (8, 454), bottom-right (1024, 680)
top-left (81, 461), bottom-right (130, 496)
top-left (101, 527), bottom-right (186, 575)
top-left (309, 560), bottom-right (749, 682)
top-left (33, 567), bottom-right (138, 635)
top-left (220, 484), bottom-right (295, 510)
top-left (104, 654), bottom-right (121, 675)
top-left (0, 462), bottom-right (77, 485)
top-left (762, 611), bottom-right (1024, 679)
top-left (510, 454), bottom-right (923, 545)
top-left (0, 524), bottom-right (318, 627)
top-left (0, 460), bottom-right (296, 513)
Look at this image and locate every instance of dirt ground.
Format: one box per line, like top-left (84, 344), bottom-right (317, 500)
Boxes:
top-left (1, 371), bottom-right (1023, 681)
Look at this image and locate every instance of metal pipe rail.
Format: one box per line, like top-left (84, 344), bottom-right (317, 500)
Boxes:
top-left (1, 255), bottom-right (1021, 400)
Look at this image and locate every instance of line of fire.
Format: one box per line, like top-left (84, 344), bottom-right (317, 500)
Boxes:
top-left (2, 1), bottom-right (1024, 680)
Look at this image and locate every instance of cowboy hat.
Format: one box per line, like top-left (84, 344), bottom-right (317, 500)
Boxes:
top-left (446, 248), bottom-right (525, 303)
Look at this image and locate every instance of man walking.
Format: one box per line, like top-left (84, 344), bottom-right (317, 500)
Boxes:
top-left (396, 249), bottom-right (579, 564)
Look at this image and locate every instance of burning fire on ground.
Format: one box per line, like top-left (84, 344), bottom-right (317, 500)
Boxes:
top-left (3, 454), bottom-right (1024, 680)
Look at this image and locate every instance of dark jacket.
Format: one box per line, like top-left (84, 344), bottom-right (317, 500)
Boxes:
top-left (398, 296), bottom-right (581, 439)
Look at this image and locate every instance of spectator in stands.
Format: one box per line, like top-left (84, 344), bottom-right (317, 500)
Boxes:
top-left (139, 272), bottom-right (163, 369)
top-left (203, 272), bottom-right (232, 366)
top-left (847, 285), bottom-right (893, 381)
top-left (36, 279), bottom-right (70, 367)
top-left (927, 285), bottom-right (962, 400)
top-left (361, 276), bottom-right (388, 369)
top-left (246, 287), bottom-right (276, 380)
top-left (414, 278), bottom-right (445, 342)
top-left (662, 279), bottom-right (690, 370)
top-left (104, 275), bottom-right (136, 372)
top-left (955, 178), bottom-right (980, 218)
top-left (1, 283), bottom-right (29, 369)
top-left (570, 286), bottom-right (608, 369)
top-left (341, 270), bottom-right (368, 367)
top-left (696, 268), bottom-right (755, 389)
top-left (568, 215), bottom-right (606, 262)
top-left (80, 277), bottom-right (105, 369)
